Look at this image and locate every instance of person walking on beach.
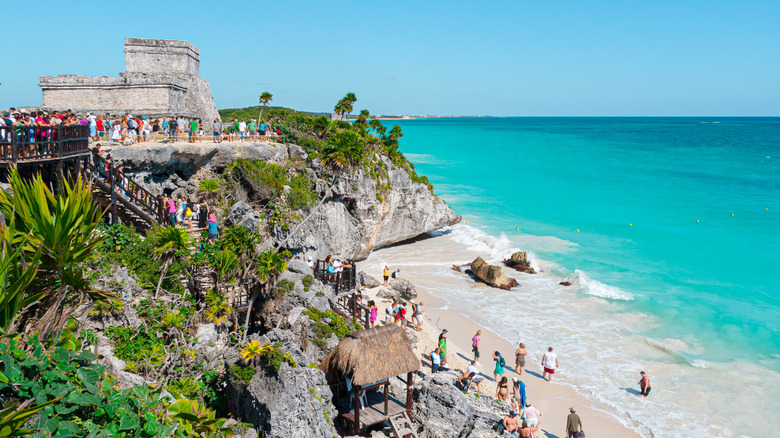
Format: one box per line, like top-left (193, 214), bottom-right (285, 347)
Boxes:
top-left (493, 351), bottom-right (506, 382)
top-left (541, 347), bottom-right (558, 382)
top-left (496, 376), bottom-right (509, 401)
top-left (565, 407), bottom-right (583, 438)
top-left (472, 330), bottom-right (481, 365)
top-left (522, 402), bottom-right (540, 429)
top-left (510, 377), bottom-right (526, 413)
top-left (383, 265), bottom-right (390, 286)
top-left (439, 329), bottom-right (449, 367)
top-left (413, 301), bottom-right (424, 331)
top-left (638, 371), bottom-right (651, 397)
top-left (515, 343), bottom-right (527, 375)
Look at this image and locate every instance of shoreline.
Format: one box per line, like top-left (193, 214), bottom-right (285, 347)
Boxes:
top-left (361, 276), bottom-right (645, 438)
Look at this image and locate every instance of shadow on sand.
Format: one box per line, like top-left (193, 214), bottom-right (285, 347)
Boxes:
top-left (621, 387), bottom-right (642, 395)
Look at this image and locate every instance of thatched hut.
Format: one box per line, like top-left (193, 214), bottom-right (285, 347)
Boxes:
top-left (321, 324), bottom-right (420, 436)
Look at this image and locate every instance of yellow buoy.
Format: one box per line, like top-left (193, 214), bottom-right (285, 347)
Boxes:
top-left (696, 220), bottom-right (699, 223)
top-left (629, 223), bottom-right (632, 227)
top-left (576, 229), bottom-right (580, 232)
top-left (466, 222), bottom-right (470, 225)
top-left (516, 227), bottom-right (519, 230)
top-left (731, 213), bottom-right (734, 216)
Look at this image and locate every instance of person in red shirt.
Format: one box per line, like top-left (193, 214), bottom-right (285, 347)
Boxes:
top-left (96, 116), bottom-right (105, 140)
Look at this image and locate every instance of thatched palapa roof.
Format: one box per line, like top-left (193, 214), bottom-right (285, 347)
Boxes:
top-left (320, 324), bottom-right (420, 386)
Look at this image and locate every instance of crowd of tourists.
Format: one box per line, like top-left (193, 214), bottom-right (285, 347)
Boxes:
top-left (1, 107), bottom-right (284, 147)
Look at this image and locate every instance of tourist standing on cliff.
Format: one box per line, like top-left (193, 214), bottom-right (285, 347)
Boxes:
top-left (177, 117), bottom-right (186, 142)
top-left (198, 198), bottom-right (210, 229)
top-left (87, 112), bottom-right (97, 140)
top-left (565, 407), bottom-right (583, 438)
top-left (212, 119), bottom-right (222, 143)
top-left (383, 265), bottom-right (390, 285)
top-left (167, 196), bottom-right (177, 225)
top-left (541, 347), bottom-right (559, 382)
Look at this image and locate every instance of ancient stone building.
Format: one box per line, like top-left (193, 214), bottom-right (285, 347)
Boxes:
top-left (39, 38), bottom-right (220, 122)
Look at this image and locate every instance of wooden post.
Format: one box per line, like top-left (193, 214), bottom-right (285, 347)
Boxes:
top-left (109, 155), bottom-right (117, 225)
top-left (353, 384), bottom-right (361, 436)
top-left (384, 381), bottom-right (389, 415)
top-left (406, 371), bottom-right (414, 418)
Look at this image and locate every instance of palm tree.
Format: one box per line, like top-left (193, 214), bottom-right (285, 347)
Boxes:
top-left (321, 130), bottom-right (367, 168)
top-left (151, 226), bottom-right (192, 298)
top-left (369, 119), bottom-right (386, 137)
top-left (333, 92), bottom-right (357, 120)
top-left (388, 124), bottom-right (404, 141)
top-left (243, 248), bottom-right (287, 340)
top-left (258, 91), bottom-right (273, 121)
top-left (356, 110), bottom-right (370, 125)
top-left (0, 169), bottom-right (108, 335)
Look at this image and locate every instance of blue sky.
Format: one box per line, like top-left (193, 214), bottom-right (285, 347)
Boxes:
top-left (3, 1), bottom-right (779, 116)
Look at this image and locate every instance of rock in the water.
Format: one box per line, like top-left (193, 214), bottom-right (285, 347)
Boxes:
top-left (358, 271), bottom-right (381, 288)
top-left (287, 259), bottom-right (313, 276)
top-left (559, 281), bottom-right (572, 286)
top-left (470, 257), bottom-right (518, 290)
top-left (389, 278), bottom-right (418, 300)
top-left (502, 251), bottom-right (536, 274)
top-left (225, 201), bottom-right (258, 232)
top-left (226, 329), bottom-right (337, 438)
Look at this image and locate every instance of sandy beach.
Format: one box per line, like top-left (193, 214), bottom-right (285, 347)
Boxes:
top-left (361, 280), bottom-right (641, 438)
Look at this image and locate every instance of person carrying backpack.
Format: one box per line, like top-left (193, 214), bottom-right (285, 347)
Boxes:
top-left (493, 351), bottom-right (506, 382)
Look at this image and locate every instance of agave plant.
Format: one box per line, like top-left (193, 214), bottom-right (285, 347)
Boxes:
top-left (0, 169), bottom-right (109, 335)
top-left (161, 311), bottom-right (185, 330)
top-left (167, 399), bottom-right (234, 437)
top-left (0, 219), bottom-right (40, 335)
top-left (239, 339), bottom-right (271, 364)
top-left (198, 178), bottom-right (220, 201)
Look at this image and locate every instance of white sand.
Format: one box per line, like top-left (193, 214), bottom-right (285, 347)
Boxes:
top-left (362, 283), bottom-right (641, 438)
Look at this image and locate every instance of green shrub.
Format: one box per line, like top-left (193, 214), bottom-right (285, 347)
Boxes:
top-left (288, 172), bottom-right (317, 210)
top-left (302, 274), bottom-right (314, 291)
top-left (303, 308), bottom-right (361, 348)
top-left (228, 364), bottom-right (257, 384)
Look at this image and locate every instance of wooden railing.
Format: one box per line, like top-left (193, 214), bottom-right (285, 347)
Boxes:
top-left (85, 151), bottom-right (166, 227)
top-left (0, 125), bottom-right (90, 165)
top-left (313, 260), bottom-right (357, 294)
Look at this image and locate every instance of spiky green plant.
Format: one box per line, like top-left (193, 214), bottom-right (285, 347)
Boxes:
top-left (149, 226), bottom-right (192, 298)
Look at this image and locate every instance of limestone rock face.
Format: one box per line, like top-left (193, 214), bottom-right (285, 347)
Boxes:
top-left (503, 251), bottom-right (536, 274)
top-left (358, 271), bottom-right (381, 288)
top-left (283, 160), bottom-right (460, 261)
top-left (470, 257), bottom-right (518, 290)
top-left (225, 201), bottom-right (258, 233)
top-left (225, 329), bottom-right (337, 438)
top-left (413, 371), bottom-right (504, 438)
top-left (287, 259), bottom-right (313, 276)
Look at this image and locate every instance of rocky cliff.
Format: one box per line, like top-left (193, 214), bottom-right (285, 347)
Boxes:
top-left (101, 141), bottom-right (460, 260)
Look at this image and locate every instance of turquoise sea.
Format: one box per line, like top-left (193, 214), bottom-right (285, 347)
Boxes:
top-left (390, 117), bottom-right (780, 436)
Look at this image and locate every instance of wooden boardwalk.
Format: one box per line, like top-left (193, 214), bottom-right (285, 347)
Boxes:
top-left (341, 395), bottom-right (406, 430)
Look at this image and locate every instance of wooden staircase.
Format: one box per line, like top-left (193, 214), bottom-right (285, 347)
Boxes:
top-left (388, 412), bottom-right (418, 438)
top-left (83, 152), bottom-right (164, 230)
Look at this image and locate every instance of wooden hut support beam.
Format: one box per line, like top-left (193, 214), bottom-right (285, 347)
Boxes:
top-left (353, 384), bottom-right (361, 436)
top-left (406, 371), bottom-right (414, 418)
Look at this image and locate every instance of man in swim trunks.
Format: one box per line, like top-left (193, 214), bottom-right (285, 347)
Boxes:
top-left (639, 371), bottom-right (651, 397)
top-left (541, 347), bottom-right (558, 382)
top-left (502, 410), bottom-right (520, 436)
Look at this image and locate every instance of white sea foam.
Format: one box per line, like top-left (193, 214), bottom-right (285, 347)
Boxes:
top-left (573, 269), bottom-right (634, 300)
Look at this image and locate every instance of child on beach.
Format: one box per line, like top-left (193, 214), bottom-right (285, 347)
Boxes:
top-left (493, 351), bottom-right (506, 382)
top-left (472, 330), bottom-right (481, 365)
top-left (639, 371), bottom-right (651, 397)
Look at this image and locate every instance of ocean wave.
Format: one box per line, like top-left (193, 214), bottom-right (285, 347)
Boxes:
top-left (450, 224), bottom-right (519, 261)
top-left (574, 270), bottom-right (634, 300)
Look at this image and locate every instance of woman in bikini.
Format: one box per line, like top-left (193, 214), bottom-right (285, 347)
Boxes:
top-left (496, 376), bottom-right (509, 401)
top-left (515, 342), bottom-right (527, 375)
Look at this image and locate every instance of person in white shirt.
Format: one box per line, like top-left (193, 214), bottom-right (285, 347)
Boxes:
top-left (87, 112), bottom-right (97, 140)
top-left (522, 402), bottom-right (541, 428)
top-left (430, 347), bottom-right (442, 373)
top-left (306, 256), bottom-right (315, 270)
top-left (541, 347), bottom-right (559, 382)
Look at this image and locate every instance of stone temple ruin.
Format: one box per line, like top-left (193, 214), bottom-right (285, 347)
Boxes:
top-left (39, 38), bottom-right (220, 122)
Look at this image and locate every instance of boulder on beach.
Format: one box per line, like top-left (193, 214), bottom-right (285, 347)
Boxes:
top-left (470, 257), bottom-right (518, 290)
top-left (358, 271), bottom-right (381, 288)
top-left (502, 251), bottom-right (536, 274)
top-left (389, 278), bottom-right (418, 300)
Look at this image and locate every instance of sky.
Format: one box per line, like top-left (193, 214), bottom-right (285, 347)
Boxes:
top-left (2, 0), bottom-right (779, 116)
